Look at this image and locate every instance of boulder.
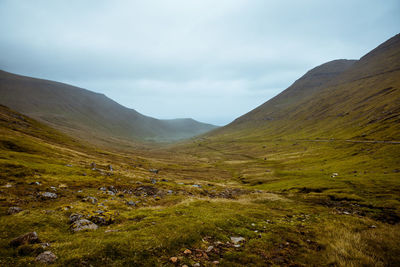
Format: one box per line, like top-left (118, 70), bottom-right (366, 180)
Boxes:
top-left (69, 213), bottom-right (84, 223)
top-left (36, 251), bottom-right (57, 264)
top-left (230, 236), bottom-right (245, 244)
top-left (70, 219), bottom-right (98, 232)
top-left (82, 196), bottom-right (98, 204)
top-left (7, 206), bottom-right (22, 215)
top-left (39, 192), bottom-right (58, 200)
top-left (10, 231), bottom-right (40, 247)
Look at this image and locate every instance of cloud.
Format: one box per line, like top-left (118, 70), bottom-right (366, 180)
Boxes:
top-left (1, 0), bottom-right (399, 125)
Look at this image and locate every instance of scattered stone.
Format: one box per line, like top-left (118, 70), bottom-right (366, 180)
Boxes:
top-left (343, 211), bottom-right (350, 215)
top-left (40, 242), bottom-right (50, 248)
top-left (50, 186), bottom-right (57, 191)
top-left (149, 169), bottom-right (159, 174)
top-left (233, 244), bottom-right (241, 248)
top-left (8, 206), bottom-right (23, 215)
top-left (212, 261), bottom-right (219, 265)
top-left (82, 196), bottom-right (98, 204)
top-left (151, 178), bottom-right (157, 184)
top-left (108, 164), bottom-right (113, 171)
top-left (126, 201), bottom-right (136, 206)
top-left (251, 223), bottom-right (255, 226)
top-left (90, 162), bottom-right (96, 170)
top-left (230, 236), bottom-right (245, 244)
top-left (58, 184), bottom-right (68, 189)
top-left (170, 256), bottom-right (178, 263)
top-left (10, 232), bottom-right (40, 247)
top-left (39, 192), bottom-right (58, 200)
top-left (167, 190), bottom-right (174, 194)
top-left (370, 225), bottom-right (377, 228)
top-left (82, 173), bottom-right (87, 176)
top-left (29, 181), bottom-right (41, 185)
top-left (331, 173), bottom-right (339, 178)
top-left (206, 245), bottom-right (214, 253)
top-left (192, 184), bottom-right (202, 188)
top-left (66, 164), bottom-right (72, 167)
top-left (183, 249), bottom-right (192, 255)
top-left (161, 178), bottom-right (168, 182)
top-left (70, 219), bottom-right (98, 232)
top-left (3, 184), bottom-right (13, 188)
top-left (193, 263), bottom-right (201, 267)
top-left (99, 187), bottom-right (107, 191)
top-left (182, 265), bottom-right (188, 267)
top-left (69, 213), bottom-right (84, 223)
top-left (36, 251), bottom-right (57, 264)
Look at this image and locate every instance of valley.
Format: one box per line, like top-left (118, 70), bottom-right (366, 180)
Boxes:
top-left (0, 34), bottom-right (399, 266)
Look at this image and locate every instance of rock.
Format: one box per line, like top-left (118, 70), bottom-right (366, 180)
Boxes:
top-left (149, 169), bottom-right (159, 174)
top-left (99, 187), bottom-right (107, 191)
top-left (39, 192), bottom-right (58, 200)
top-left (69, 213), bottom-right (84, 223)
top-left (89, 212), bottom-right (114, 226)
top-left (90, 162), bottom-right (96, 170)
top-left (66, 164), bottom-right (72, 167)
top-left (10, 231), bottom-right (40, 247)
top-left (370, 225), bottom-right (377, 228)
top-left (192, 184), bottom-right (202, 188)
top-left (167, 190), bottom-right (174, 194)
top-left (70, 219), bottom-right (98, 232)
top-left (161, 178), bottom-right (168, 182)
top-left (58, 184), bottom-right (68, 189)
top-left (127, 201), bottom-right (136, 206)
top-left (3, 183), bottom-right (13, 188)
top-left (206, 245), bottom-right (214, 253)
top-left (230, 236), bottom-right (245, 244)
top-left (170, 256), bottom-right (178, 263)
top-left (82, 196), bottom-right (98, 204)
top-left (331, 173), bottom-right (339, 178)
top-left (212, 261), bottom-right (219, 265)
top-left (108, 164), bottom-right (113, 171)
top-left (182, 265), bottom-right (188, 267)
top-left (36, 251), bottom-right (57, 264)
top-left (7, 206), bottom-right (22, 215)
top-left (151, 179), bottom-right (157, 184)
top-left (29, 181), bottom-right (41, 185)
top-left (183, 249), bottom-right (192, 255)
top-left (193, 263), bottom-right (201, 267)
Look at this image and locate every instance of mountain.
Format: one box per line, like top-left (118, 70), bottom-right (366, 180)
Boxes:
top-left (0, 71), bottom-right (218, 144)
top-left (208, 34), bottom-right (400, 141)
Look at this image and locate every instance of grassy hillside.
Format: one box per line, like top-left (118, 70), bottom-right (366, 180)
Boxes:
top-left (0, 71), bottom-right (218, 144)
top-left (209, 34), bottom-right (400, 142)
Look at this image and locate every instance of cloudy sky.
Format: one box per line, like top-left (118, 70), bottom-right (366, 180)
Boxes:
top-left (1, 0), bottom-right (399, 125)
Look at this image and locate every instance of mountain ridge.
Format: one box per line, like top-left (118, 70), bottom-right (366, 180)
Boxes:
top-left (0, 70), bottom-right (218, 144)
top-left (206, 34), bottom-right (400, 141)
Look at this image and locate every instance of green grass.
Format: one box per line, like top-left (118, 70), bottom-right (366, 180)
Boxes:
top-left (0, 105), bottom-right (399, 266)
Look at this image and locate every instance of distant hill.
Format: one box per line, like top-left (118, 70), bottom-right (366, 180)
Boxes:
top-left (208, 34), bottom-right (400, 141)
top-left (0, 71), bottom-right (218, 143)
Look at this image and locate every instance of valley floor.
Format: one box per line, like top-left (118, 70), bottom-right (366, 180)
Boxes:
top-left (1, 131), bottom-right (400, 266)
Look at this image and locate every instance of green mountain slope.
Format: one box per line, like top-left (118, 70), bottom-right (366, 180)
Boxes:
top-left (0, 71), bottom-right (218, 143)
top-left (209, 34), bottom-right (400, 141)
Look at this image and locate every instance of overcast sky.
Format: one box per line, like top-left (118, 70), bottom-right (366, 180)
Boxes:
top-left (1, 0), bottom-right (399, 125)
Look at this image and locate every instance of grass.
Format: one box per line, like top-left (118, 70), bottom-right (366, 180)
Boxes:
top-left (0, 105), bottom-right (399, 266)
